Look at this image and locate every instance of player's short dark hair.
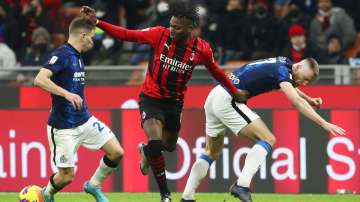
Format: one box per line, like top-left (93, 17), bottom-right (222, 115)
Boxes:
top-left (69, 17), bottom-right (96, 35)
top-left (169, 0), bottom-right (200, 27)
top-left (303, 57), bottom-right (319, 80)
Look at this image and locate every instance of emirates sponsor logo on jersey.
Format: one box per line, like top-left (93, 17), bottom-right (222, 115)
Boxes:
top-left (160, 54), bottom-right (192, 74)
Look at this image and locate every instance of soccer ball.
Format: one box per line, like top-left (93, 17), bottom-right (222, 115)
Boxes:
top-left (18, 185), bottom-right (43, 202)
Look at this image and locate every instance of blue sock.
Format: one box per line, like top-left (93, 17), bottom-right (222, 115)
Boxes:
top-left (199, 154), bottom-right (214, 165)
top-left (256, 140), bottom-right (272, 153)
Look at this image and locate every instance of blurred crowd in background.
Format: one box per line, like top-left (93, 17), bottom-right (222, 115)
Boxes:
top-left (0, 0), bottom-right (360, 85)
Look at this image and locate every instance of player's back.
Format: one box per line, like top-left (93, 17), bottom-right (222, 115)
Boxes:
top-left (230, 57), bottom-right (294, 98)
top-left (43, 43), bottom-right (91, 129)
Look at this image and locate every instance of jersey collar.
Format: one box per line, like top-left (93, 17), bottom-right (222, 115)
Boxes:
top-left (65, 43), bottom-right (81, 56)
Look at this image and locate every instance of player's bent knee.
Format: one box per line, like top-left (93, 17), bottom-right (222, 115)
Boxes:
top-left (113, 147), bottom-right (124, 161)
top-left (205, 149), bottom-right (221, 160)
top-left (265, 135), bottom-right (276, 146)
top-left (58, 170), bottom-right (75, 185)
top-left (165, 143), bottom-right (176, 152)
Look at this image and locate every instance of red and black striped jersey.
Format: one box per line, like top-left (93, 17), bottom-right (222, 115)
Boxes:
top-left (98, 21), bottom-right (238, 100)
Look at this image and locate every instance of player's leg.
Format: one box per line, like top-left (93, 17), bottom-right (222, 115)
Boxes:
top-left (181, 134), bottom-right (224, 202)
top-left (141, 118), bottom-right (172, 201)
top-left (235, 118), bottom-right (275, 189)
top-left (88, 137), bottom-right (124, 186)
top-left (43, 126), bottom-right (78, 202)
top-left (181, 85), bottom-right (226, 202)
top-left (161, 129), bottom-right (178, 152)
top-left (81, 116), bottom-right (123, 202)
top-left (212, 91), bottom-right (261, 202)
top-left (138, 95), bottom-right (171, 200)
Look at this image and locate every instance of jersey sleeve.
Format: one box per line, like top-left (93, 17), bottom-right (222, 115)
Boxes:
top-left (43, 52), bottom-right (67, 74)
top-left (201, 42), bottom-right (238, 94)
top-left (97, 20), bottom-right (163, 47)
top-left (277, 65), bottom-right (293, 83)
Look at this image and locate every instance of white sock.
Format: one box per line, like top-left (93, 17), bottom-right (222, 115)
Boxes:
top-left (89, 158), bottom-right (115, 187)
top-left (237, 143), bottom-right (269, 188)
top-left (44, 181), bottom-right (57, 197)
top-left (182, 158), bottom-right (211, 200)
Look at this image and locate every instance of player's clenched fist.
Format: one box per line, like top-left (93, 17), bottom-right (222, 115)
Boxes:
top-left (309, 97), bottom-right (322, 109)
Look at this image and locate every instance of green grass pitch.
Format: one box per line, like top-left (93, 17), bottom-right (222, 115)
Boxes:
top-left (3, 192), bottom-right (360, 202)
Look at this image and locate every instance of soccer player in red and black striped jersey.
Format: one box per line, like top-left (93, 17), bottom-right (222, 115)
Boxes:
top-left (81, 2), bottom-right (247, 201)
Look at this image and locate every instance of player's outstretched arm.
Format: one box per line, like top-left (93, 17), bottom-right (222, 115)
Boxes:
top-left (34, 68), bottom-right (83, 110)
top-left (81, 6), bottom-right (159, 44)
top-left (296, 88), bottom-right (322, 109)
top-left (280, 82), bottom-right (346, 136)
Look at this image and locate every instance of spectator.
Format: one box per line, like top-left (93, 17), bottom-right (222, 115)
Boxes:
top-left (18, 0), bottom-right (52, 59)
top-left (273, 0), bottom-right (292, 19)
top-left (332, 0), bottom-right (360, 32)
top-left (119, 0), bottom-right (152, 29)
top-left (21, 27), bottom-right (52, 66)
top-left (282, 1), bottom-right (312, 30)
top-left (0, 1), bottom-right (20, 53)
top-left (309, 0), bottom-right (356, 53)
top-left (319, 34), bottom-right (348, 64)
top-left (151, 0), bottom-right (171, 27)
top-left (248, 1), bottom-right (284, 59)
top-left (90, 35), bottom-right (122, 65)
top-left (218, 0), bottom-right (251, 64)
top-left (282, 24), bottom-right (314, 63)
top-left (0, 41), bottom-right (16, 81)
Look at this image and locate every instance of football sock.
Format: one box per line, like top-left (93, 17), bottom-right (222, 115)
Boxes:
top-left (90, 155), bottom-right (118, 187)
top-left (44, 173), bottom-right (62, 197)
top-left (182, 154), bottom-right (214, 200)
top-left (237, 140), bottom-right (272, 188)
top-left (144, 140), bottom-right (170, 196)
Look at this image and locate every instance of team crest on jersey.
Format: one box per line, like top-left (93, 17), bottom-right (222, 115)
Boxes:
top-left (48, 56), bottom-right (58, 64)
top-left (189, 51), bottom-right (195, 61)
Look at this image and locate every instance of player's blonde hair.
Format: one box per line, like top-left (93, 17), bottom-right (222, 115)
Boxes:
top-left (302, 57), bottom-right (319, 81)
top-left (69, 17), bottom-right (96, 36)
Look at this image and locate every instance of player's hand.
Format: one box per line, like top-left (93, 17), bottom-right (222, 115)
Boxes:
top-left (80, 6), bottom-right (98, 25)
top-left (65, 92), bottom-right (83, 111)
top-left (309, 97), bottom-right (322, 109)
top-left (322, 122), bottom-right (346, 137)
top-left (233, 90), bottom-right (249, 103)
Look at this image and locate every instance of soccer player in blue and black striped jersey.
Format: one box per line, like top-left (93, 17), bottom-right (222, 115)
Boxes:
top-left (181, 57), bottom-right (346, 202)
top-left (34, 17), bottom-right (124, 202)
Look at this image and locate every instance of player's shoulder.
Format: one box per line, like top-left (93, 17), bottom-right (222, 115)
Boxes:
top-left (46, 45), bottom-right (70, 65)
top-left (276, 56), bottom-right (293, 67)
top-left (142, 26), bottom-right (167, 32)
top-left (51, 44), bottom-right (70, 56)
top-left (194, 37), bottom-right (213, 54)
top-left (196, 36), bottom-right (210, 47)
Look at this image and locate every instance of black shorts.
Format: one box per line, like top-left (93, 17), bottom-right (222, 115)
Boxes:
top-left (139, 93), bottom-right (183, 133)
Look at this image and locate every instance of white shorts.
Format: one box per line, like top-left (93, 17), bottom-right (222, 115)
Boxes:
top-left (47, 116), bottom-right (115, 168)
top-left (204, 85), bottom-right (260, 137)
